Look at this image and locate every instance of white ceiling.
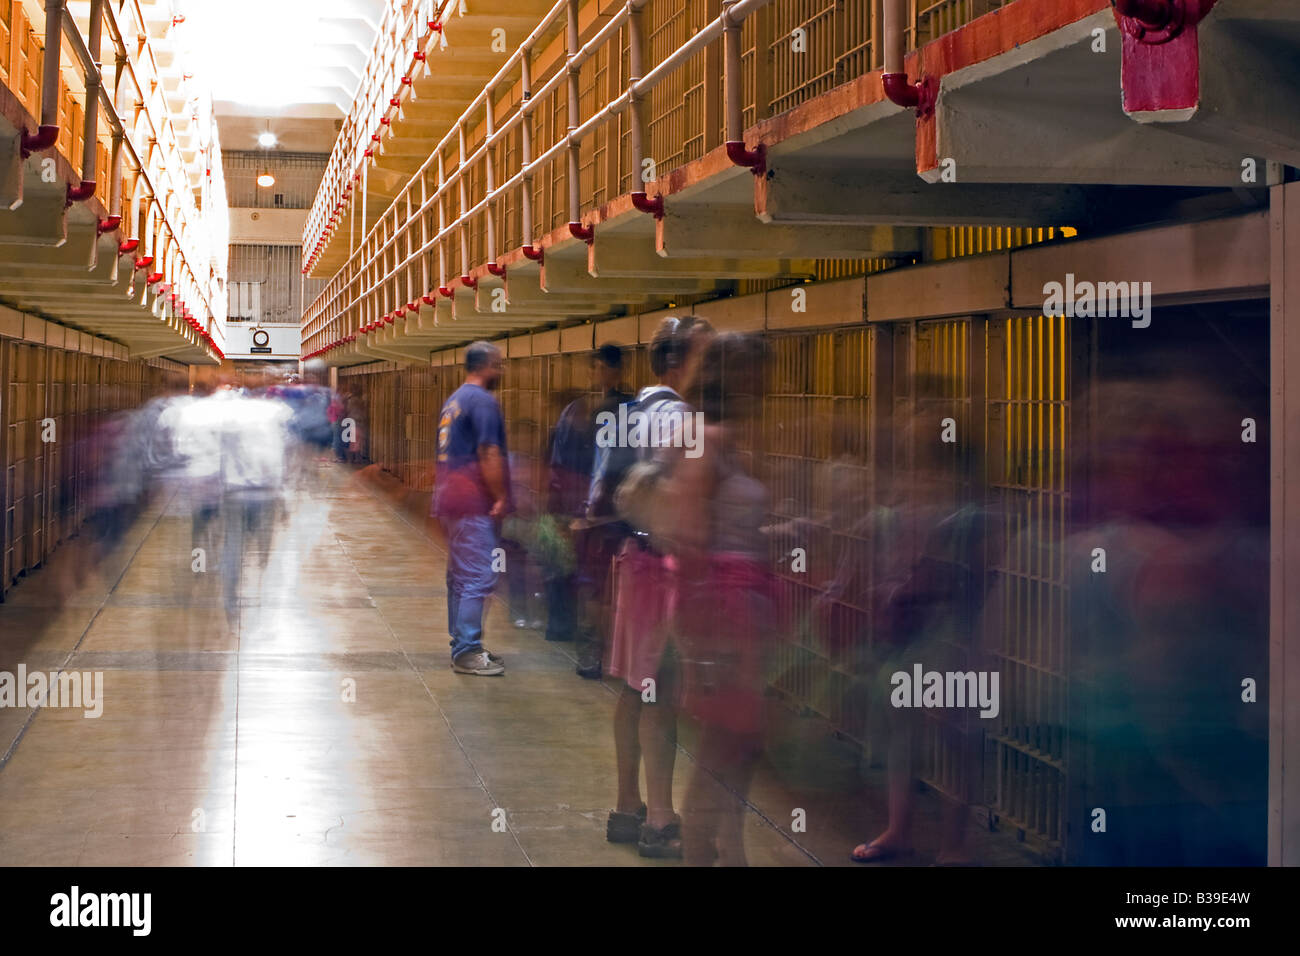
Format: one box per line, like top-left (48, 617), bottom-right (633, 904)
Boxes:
top-left (171, 0), bottom-right (386, 155)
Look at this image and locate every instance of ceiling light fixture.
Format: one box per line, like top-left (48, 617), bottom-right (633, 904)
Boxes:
top-left (257, 169), bottom-right (275, 188)
top-left (258, 131), bottom-right (277, 148)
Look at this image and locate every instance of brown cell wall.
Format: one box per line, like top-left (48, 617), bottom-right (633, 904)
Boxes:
top-left (0, 322), bottom-right (187, 599)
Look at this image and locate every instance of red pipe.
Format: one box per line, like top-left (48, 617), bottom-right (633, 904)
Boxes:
top-left (522, 245), bottom-right (544, 263)
top-left (487, 262), bottom-right (506, 277)
top-left (724, 141), bottom-right (765, 176)
top-left (568, 222), bottom-right (594, 244)
top-left (407, 301), bottom-right (420, 312)
top-left (631, 191), bottom-right (664, 218)
top-left (883, 72), bottom-right (936, 117)
top-left (460, 274), bottom-right (478, 290)
top-left (119, 238), bottom-right (140, 255)
top-left (147, 272), bottom-right (164, 284)
top-left (390, 97), bottom-right (400, 107)
top-left (422, 293), bottom-right (437, 305)
top-left (393, 308), bottom-right (405, 319)
top-left (883, 73), bottom-right (920, 109)
top-left (134, 256), bottom-right (154, 271)
top-left (98, 216), bottom-right (122, 234)
top-left (66, 180), bottom-right (96, 205)
top-left (21, 125), bottom-right (59, 158)
top-left (438, 286), bottom-right (453, 298)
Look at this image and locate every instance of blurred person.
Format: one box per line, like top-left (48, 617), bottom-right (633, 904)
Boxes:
top-left (329, 388), bottom-right (348, 462)
top-left (159, 385), bottom-right (225, 574)
top-left (501, 442), bottom-right (543, 632)
top-left (344, 385), bottom-right (368, 463)
top-left (667, 332), bottom-right (774, 866)
top-left (541, 387), bottom-right (592, 642)
top-left (216, 390), bottom-right (293, 627)
top-left (432, 342), bottom-right (510, 676)
top-left (602, 316), bottom-right (714, 858)
top-left (1060, 370), bottom-right (1267, 864)
top-left (572, 344), bottom-right (634, 678)
top-left (850, 397), bottom-right (993, 865)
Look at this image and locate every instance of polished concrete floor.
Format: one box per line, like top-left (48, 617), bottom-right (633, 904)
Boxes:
top-left (0, 460), bottom-right (1041, 866)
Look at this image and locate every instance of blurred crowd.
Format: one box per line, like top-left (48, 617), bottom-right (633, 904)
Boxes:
top-left (77, 374), bottom-right (361, 625)
top-left (440, 318), bottom-right (1267, 867)
top-left (56, 317), bottom-right (1268, 868)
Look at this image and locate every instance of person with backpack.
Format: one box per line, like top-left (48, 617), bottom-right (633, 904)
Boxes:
top-left (432, 341), bottom-right (510, 677)
top-left (598, 316), bottom-right (714, 859)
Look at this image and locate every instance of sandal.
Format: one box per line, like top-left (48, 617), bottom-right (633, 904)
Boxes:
top-left (606, 804), bottom-right (647, 844)
top-left (638, 816), bottom-right (683, 859)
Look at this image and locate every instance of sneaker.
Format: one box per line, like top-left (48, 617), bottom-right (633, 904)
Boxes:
top-left (451, 650), bottom-right (505, 676)
top-left (484, 648), bottom-right (504, 664)
top-left (576, 662), bottom-right (602, 680)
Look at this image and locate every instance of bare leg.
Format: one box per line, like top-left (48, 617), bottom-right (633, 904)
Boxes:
top-left (614, 684), bottom-right (643, 813)
top-left (854, 706), bottom-right (917, 858)
top-left (640, 698), bottom-right (678, 829)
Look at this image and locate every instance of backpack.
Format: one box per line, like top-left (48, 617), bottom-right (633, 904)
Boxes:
top-left (612, 388), bottom-right (683, 545)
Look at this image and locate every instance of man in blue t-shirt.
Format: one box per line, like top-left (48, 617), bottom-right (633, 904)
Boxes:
top-left (433, 341), bottom-right (510, 675)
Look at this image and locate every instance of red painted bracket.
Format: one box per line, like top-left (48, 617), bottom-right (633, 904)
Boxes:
top-left (631, 191), bottom-right (664, 218)
top-left (487, 262), bottom-right (506, 277)
top-left (568, 222), bottom-right (594, 244)
top-left (883, 73), bottom-right (938, 118)
top-left (724, 141), bottom-right (766, 176)
top-left (522, 244), bottom-right (544, 262)
top-left (66, 180), bottom-right (96, 206)
top-left (1114, 0), bottom-right (1215, 115)
top-left (21, 124), bottom-right (59, 158)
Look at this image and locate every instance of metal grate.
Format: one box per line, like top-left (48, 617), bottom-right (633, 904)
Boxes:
top-left (225, 151), bottom-right (330, 210)
top-left (229, 245), bottom-right (329, 326)
top-left (983, 313), bottom-right (1070, 856)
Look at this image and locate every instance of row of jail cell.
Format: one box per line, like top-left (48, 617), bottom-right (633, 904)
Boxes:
top-left (1, 337), bottom-right (185, 598)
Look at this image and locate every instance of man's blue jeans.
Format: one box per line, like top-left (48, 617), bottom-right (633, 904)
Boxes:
top-left (442, 515), bottom-right (499, 660)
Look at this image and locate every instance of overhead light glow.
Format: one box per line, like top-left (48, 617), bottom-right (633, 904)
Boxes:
top-left (257, 170), bottom-right (276, 188)
top-left (258, 131), bottom-right (278, 148)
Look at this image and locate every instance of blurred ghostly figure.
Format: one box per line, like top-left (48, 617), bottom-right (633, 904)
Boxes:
top-left (541, 386), bottom-right (591, 642)
top-left (154, 386), bottom-right (291, 628)
top-left (851, 393), bottom-right (993, 866)
top-left (217, 390), bottom-right (292, 625)
top-left (1062, 368), bottom-right (1267, 865)
top-left (160, 387), bottom-right (225, 565)
top-left (666, 332), bottom-right (774, 866)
